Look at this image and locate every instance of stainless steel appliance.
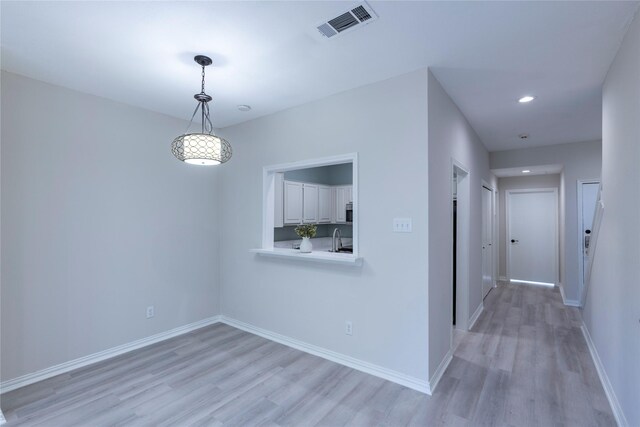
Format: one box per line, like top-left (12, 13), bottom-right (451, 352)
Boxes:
top-left (346, 202), bottom-right (353, 223)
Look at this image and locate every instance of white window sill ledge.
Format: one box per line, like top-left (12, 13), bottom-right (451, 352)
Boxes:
top-left (250, 248), bottom-right (363, 266)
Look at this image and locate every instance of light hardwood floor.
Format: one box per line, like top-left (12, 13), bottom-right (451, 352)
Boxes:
top-left (1, 282), bottom-right (615, 426)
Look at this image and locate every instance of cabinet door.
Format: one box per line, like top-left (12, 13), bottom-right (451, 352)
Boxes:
top-left (274, 173), bottom-right (284, 228)
top-left (302, 184), bottom-right (319, 223)
top-left (318, 185), bottom-right (332, 223)
top-left (335, 187), bottom-right (347, 223)
top-left (283, 181), bottom-right (303, 225)
top-left (347, 185), bottom-right (353, 203)
top-left (330, 187), bottom-right (337, 223)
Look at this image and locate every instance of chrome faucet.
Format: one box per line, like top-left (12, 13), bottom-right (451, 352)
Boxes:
top-left (332, 228), bottom-right (342, 252)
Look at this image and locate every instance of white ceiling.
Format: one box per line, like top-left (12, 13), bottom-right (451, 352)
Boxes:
top-left (2, 1), bottom-right (638, 152)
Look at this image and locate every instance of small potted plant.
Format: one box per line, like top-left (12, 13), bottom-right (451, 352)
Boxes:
top-left (295, 224), bottom-right (317, 253)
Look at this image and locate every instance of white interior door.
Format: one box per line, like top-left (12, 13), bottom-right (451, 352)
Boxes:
top-left (580, 182), bottom-right (599, 292)
top-left (482, 186), bottom-right (493, 298)
top-left (507, 189), bottom-right (558, 284)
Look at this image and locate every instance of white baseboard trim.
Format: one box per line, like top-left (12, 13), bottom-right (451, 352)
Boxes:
top-left (0, 408), bottom-right (6, 425)
top-left (581, 324), bottom-right (628, 427)
top-left (219, 315), bottom-right (431, 395)
top-left (2, 314), bottom-right (432, 399)
top-left (0, 315), bottom-right (222, 394)
top-left (468, 303), bottom-right (483, 330)
top-left (558, 283), bottom-right (581, 307)
top-left (428, 348), bottom-right (453, 393)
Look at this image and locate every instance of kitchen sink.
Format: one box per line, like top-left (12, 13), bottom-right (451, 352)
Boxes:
top-left (328, 247), bottom-right (353, 254)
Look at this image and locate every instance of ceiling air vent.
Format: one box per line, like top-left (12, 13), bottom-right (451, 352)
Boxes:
top-left (351, 5), bottom-right (372, 22)
top-left (328, 12), bottom-right (359, 33)
top-left (316, 2), bottom-right (378, 40)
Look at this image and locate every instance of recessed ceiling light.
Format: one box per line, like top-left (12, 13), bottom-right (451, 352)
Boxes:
top-left (518, 95), bottom-right (536, 103)
top-left (237, 105), bottom-right (251, 112)
top-left (519, 133), bottom-right (529, 140)
top-left (522, 170), bottom-right (531, 174)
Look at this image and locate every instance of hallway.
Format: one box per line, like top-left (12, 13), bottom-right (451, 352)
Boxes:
top-left (438, 282), bottom-right (615, 426)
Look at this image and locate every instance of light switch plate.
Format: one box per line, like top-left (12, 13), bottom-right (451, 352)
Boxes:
top-left (393, 218), bottom-right (412, 233)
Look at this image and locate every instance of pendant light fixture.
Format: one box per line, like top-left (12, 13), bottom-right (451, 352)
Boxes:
top-left (171, 55), bottom-right (232, 166)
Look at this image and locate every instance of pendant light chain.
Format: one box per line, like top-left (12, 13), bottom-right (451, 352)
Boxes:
top-left (201, 64), bottom-right (206, 94)
top-left (200, 64), bottom-right (206, 134)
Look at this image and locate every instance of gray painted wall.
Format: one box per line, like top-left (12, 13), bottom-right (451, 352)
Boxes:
top-left (583, 9), bottom-right (640, 426)
top-left (0, 72), bottom-right (221, 382)
top-left (284, 163), bottom-right (352, 185)
top-left (427, 70), bottom-right (496, 379)
top-left (218, 69), bottom-right (431, 383)
top-left (496, 174), bottom-right (561, 279)
top-left (490, 140), bottom-right (601, 302)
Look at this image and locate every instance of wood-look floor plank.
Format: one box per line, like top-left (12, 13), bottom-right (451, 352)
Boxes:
top-left (1, 282), bottom-right (616, 427)
top-left (470, 368), bottom-right (509, 426)
top-left (407, 375), bottom-right (459, 427)
top-left (315, 374), bottom-right (384, 427)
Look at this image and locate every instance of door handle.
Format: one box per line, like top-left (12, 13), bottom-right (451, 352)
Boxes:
top-left (511, 239), bottom-right (519, 244)
top-left (584, 230), bottom-right (591, 251)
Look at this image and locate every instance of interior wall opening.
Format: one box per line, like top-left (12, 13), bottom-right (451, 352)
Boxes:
top-left (274, 163), bottom-right (353, 250)
top-left (262, 153), bottom-right (359, 257)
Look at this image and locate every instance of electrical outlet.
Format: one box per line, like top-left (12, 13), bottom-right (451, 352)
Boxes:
top-left (146, 305), bottom-right (155, 319)
top-left (393, 218), bottom-right (412, 233)
top-left (345, 321), bottom-right (353, 336)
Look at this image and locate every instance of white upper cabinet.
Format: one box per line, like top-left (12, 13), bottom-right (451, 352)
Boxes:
top-left (318, 185), bottom-right (332, 223)
top-left (283, 181), bottom-right (303, 225)
top-left (282, 181), bottom-right (352, 225)
top-left (302, 184), bottom-right (319, 223)
top-left (334, 185), bottom-right (352, 223)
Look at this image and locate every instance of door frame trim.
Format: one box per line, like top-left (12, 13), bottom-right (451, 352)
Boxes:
top-left (450, 159), bottom-right (470, 334)
top-left (576, 179), bottom-right (600, 306)
top-left (481, 181), bottom-right (496, 298)
top-left (505, 187), bottom-right (559, 285)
